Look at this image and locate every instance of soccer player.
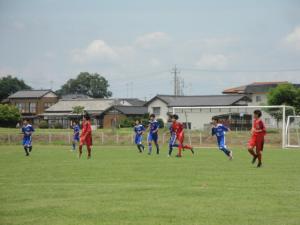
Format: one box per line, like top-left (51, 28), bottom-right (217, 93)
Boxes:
top-left (134, 119), bottom-right (145, 153)
top-left (170, 114), bottom-right (194, 157)
top-left (71, 121), bottom-right (80, 151)
top-left (247, 110), bottom-right (266, 168)
top-left (79, 114), bottom-right (93, 159)
top-left (211, 117), bottom-right (233, 160)
top-left (168, 115), bottom-right (178, 157)
top-left (147, 114), bottom-right (160, 155)
top-left (21, 119), bottom-right (35, 156)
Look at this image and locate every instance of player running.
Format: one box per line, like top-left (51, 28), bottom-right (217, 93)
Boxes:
top-left (170, 114), bottom-right (194, 158)
top-left (21, 119), bottom-right (35, 156)
top-left (247, 110), bottom-right (266, 168)
top-left (134, 119), bottom-right (145, 153)
top-left (79, 114), bottom-right (93, 159)
top-left (71, 121), bottom-right (80, 151)
top-left (147, 114), bottom-right (160, 155)
top-left (211, 117), bottom-right (233, 160)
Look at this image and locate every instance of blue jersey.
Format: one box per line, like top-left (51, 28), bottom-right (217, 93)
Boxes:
top-left (212, 124), bottom-right (229, 137)
top-left (149, 120), bottom-right (159, 134)
top-left (212, 124), bottom-right (229, 148)
top-left (134, 124), bottom-right (145, 135)
top-left (21, 124), bottom-right (34, 146)
top-left (22, 124), bottom-right (35, 137)
top-left (73, 124), bottom-right (80, 141)
top-left (73, 125), bottom-right (80, 137)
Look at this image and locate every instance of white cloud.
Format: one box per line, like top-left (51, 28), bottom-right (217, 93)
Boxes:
top-left (195, 54), bottom-right (229, 69)
top-left (72, 40), bottom-right (119, 63)
top-left (135, 32), bottom-right (170, 49)
top-left (284, 26), bottom-right (300, 50)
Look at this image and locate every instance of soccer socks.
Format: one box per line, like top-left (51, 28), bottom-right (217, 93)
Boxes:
top-left (78, 145), bottom-right (83, 158)
top-left (256, 150), bottom-right (262, 163)
top-left (23, 146), bottom-right (29, 156)
top-left (248, 149), bottom-right (257, 157)
top-left (72, 143), bottom-right (76, 150)
top-left (148, 143), bottom-right (152, 154)
top-left (155, 143), bottom-right (159, 154)
top-left (28, 146), bottom-right (32, 152)
top-left (87, 146), bottom-right (91, 159)
top-left (220, 147), bottom-right (230, 156)
top-left (137, 144), bottom-right (143, 152)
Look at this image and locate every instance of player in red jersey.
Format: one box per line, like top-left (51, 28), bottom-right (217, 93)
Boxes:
top-left (247, 110), bottom-right (266, 168)
top-left (79, 114), bottom-right (93, 159)
top-left (171, 114), bottom-right (194, 157)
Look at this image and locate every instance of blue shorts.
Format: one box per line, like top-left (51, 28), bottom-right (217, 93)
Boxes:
top-left (147, 133), bottom-right (158, 143)
top-left (135, 134), bottom-right (143, 145)
top-left (73, 136), bottom-right (80, 142)
top-left (23, 136), bottom-right (32, 147)
top-left (217, 136), bottom-right (226, 149)
top-left (169, 134), bottom-right (177, 146)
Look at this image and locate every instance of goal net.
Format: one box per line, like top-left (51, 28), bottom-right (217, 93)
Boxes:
top-left (285, 116), bottom-right (300, 148)
top-left (172, 105), bottom-right (296, 149)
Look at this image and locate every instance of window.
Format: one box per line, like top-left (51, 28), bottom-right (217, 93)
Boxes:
top-left (16, 103), bottom-right (25, 112)
top-left (256, 95), bottom-right (262, 102)
top-left (152, 107), bottom-right (161, 115)
top-left (44, 102), bottom-right (52, 109)
top-left (29, 103), bottom-right (37, 113)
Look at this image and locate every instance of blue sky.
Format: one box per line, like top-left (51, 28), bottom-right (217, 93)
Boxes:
top-left (0, 0), bottom-right (300, 99)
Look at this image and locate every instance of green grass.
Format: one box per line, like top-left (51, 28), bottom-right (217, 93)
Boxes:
top-left (0, 145), bottom-right (299, 225)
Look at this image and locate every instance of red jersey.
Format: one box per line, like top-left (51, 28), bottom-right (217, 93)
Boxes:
top-left (81, 121), bottom-right (92, 139)
top-left (172, 121), bottom-right (184, 135)
top-left (252, 119), bottom-right (266, 137)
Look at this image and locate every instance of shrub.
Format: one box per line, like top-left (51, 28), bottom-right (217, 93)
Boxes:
top-left (38, 120), bottom-right (49, 129)
top-left (53, 122), bottom-right (63, 129)
top-left (0, 104), bottom-right (21, 127)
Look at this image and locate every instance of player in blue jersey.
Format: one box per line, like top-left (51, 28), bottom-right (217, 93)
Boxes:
top-left (147, 114), bottom-right (160, 155)
top-left (134, 119), bottom-right (146, 153)
top-left (21, 119), bottom-right (35, 156)
top-left (211, 117), bottom-right (233, 160)
top-left (71, 121), bottom-right (80, 151)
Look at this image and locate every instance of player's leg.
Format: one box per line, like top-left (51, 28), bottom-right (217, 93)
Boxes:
top-left (79, 138), bottom-right (83, 158)
top-left (176, 136), bottom-right (183, 157)
top-left (168, 134), bottom-right (177, 156)
top-left (218, 138), bottom-right (232, 159)
top-left (153, 134), bottom-right (159, 154)
top-left (23, 138), bottom-right (29, 156)
top-left (147, 133), bottom-right (152, 155)
top-left (180, 134), bottom-right (194, 154)
top-left (248, 137), bottom-right (257, 164)
top-left (135, 135), bottom-right (142, 152)
top-left (256, 137), bottom-right (264, 168)
top-left (87, 145), bottom-right (91, 159)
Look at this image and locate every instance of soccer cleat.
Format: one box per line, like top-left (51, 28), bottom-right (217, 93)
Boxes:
top-left (252, 156), bottom-right (258, 164)
top-left (175, 154), bottom-right (182, 158)
top-left (257, 162), bottom-right (262, 168)
top-left (229, 151), bottom-right (233, 160)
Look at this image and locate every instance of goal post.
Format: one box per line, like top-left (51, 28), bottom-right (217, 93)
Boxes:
top-left (172, 105), bottom-right (296, 149)
top-left (285, 116), bottom-right (300, 148)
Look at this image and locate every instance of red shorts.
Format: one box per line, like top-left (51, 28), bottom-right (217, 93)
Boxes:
top-left (80, 136), bottom-right (93, 146)
top-left (176, 132), bottom-right (184, 144)
top-left (248, 135), bottom-right (264, 151)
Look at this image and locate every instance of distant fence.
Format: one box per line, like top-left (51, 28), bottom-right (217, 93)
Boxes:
top-left (0, 131), bottom-right (282, 147)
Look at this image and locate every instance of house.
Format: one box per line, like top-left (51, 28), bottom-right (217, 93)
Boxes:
top-left (223, 81), bottom-right (300, 127)
top-left (7, 90), bottom-right (58, 124)
top-left (145, 94), bottom-right (251, 130)
top-left (100, 105), bottom-right (148, 128)
top-left (42, 98), bottom-right (147, 128)
top-left (222, 81), bottom-right (300, 105)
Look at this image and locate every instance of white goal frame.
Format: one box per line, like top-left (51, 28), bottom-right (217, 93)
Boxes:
top-left (172, 105), bottom-right (296, 149)
top-left (285, 115), bottom-right (300, 148)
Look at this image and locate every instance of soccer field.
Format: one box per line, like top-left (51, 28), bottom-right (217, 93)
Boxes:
top-left (0, 145), bottom-right (299, 225)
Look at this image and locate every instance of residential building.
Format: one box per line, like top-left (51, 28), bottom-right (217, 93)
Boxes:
top-left (7, 90), bottom-right (58, 124)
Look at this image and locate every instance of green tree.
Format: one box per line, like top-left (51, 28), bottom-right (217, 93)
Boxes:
top-left (57, 72), bottom-right (112, 98)
top-left (0, 75), bottom-right (31, 101)
top-left (266, 83), bottom-right (300, 126)
top-left (72, 106), bottom-right (85, 115)
top-left (0, 104), bottom-right (21, 127)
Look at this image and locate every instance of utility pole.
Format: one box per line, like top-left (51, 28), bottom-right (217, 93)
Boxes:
top-left (171, 65), bottom-right (180, 96)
